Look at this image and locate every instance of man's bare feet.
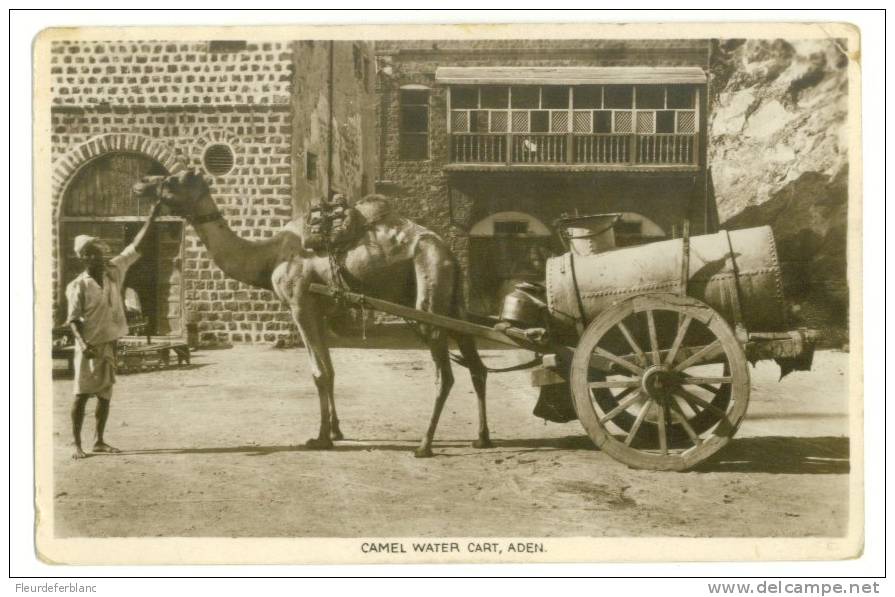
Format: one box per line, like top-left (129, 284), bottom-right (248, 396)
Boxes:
top-left (92, 442), bottom-right (120, 454)
top-left (72, 446), bottom-right (88, 459)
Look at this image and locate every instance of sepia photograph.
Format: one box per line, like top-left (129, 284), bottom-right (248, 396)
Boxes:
top-left (30, 20), bottom-right (862, 565)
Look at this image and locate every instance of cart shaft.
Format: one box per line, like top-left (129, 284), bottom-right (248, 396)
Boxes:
top-left (308, 283), bottom-right (542, 350)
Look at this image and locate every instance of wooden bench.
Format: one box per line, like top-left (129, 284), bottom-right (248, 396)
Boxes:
top-left (52, 345), bottom-right (76, 376)
top-left (52, 323), bottom-right (191, 376)
top-left (117, 339), bottom-right (191, 373)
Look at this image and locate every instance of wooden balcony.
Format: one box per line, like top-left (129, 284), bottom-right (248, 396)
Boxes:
top-left (448, 132), bottom-right (699, 171)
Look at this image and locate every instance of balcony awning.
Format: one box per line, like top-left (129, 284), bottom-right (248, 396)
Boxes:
top-left (435, 66), bottom-right (707, 86)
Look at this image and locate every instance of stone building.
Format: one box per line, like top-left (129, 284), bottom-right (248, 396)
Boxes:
top-left (49, 39), bottom-right (377, 343)
top-left (375, 40), bottom-right (715, 314)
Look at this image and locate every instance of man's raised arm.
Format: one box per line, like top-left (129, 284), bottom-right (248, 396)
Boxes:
top-left (110, 200), bottom-right (164, 273)
top-left (131, 200), bottom-right (164, 255)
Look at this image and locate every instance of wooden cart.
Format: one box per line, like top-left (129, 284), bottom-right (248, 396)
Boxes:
top-left (308, 224), bottom-right (818, 472)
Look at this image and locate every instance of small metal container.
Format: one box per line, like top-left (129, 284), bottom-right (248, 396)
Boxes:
top-left (500, 283), bottom-right (547, 328)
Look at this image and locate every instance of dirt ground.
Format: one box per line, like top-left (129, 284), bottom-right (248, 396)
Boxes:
top-left (50, 339), bottom-right (851, 538)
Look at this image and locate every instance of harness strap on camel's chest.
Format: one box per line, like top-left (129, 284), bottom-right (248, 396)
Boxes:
top-left (326, 249), bottom-right (372, 340)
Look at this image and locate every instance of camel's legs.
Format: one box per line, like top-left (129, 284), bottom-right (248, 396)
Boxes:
top-left (412, 237), bottom-right (462, 457)
top-left (415, 329), bottom-right (454, 458)
top-left (456, 335), bottom-right (491, 448)
top-left (308, 310), bottom-right (344, 441)
top-left (290, 298), bottom-right (337, 449)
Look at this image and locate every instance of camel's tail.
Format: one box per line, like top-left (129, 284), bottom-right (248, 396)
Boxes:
top-left (447, 250), bottom-right (466, 321)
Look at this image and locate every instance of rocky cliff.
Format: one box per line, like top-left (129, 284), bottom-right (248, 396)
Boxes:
top-left (708, 39), bottom-right (851, 343)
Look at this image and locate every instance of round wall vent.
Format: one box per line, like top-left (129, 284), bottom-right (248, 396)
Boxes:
top-left (203, 143), bottom-right (235, 176)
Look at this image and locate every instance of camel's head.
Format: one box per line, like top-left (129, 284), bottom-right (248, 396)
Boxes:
top-left (133, 169), bottom-right (210, 218)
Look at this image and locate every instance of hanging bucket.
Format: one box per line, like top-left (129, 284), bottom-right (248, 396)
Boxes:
top-left (555, 213), bottom-right (622, 256)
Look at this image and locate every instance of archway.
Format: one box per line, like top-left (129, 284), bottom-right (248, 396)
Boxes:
top-left (610, 211), bottom-right (667, 247)
top-left (59, 152), bottom-right (184, 336)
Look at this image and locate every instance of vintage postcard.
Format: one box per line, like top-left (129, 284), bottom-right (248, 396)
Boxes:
top-left (33, 21), bottom-right (862, 565)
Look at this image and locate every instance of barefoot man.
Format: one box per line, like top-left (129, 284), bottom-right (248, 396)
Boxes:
top-left (66, 200), bottom-right (162, 459)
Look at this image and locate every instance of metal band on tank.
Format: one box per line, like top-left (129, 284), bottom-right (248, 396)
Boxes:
top-left (568, 252), bottom-right (588, 333)
top-left (724, 230), bottom-right (746, 329)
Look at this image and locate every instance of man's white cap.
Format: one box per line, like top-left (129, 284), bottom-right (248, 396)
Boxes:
top-left (73, 235), bottom-right (108, 258)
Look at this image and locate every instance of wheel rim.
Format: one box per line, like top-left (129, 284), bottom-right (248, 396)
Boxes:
top-left (570, 294), bottom-right (750, 471)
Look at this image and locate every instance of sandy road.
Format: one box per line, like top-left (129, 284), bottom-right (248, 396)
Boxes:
top-left (50, 343), bottom-right (850, 538)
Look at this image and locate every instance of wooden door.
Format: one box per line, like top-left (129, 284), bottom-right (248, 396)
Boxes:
top-left (156, 222), bottom-right (184, 335)
top-left (64, 153), bottom-right (165, 218)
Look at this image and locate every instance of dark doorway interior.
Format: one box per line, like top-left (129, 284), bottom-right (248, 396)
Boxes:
top-left (468, 236), bottom-right (555, 316)
top-left (123, 223), bottom-right (160, 335)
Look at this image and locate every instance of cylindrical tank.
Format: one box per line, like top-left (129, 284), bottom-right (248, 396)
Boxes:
top-left (546, 226), bottom-right (787, 334)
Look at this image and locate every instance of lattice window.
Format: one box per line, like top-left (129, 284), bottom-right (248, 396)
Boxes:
top-left (490, 111), bottom-right (508, 133)
top-left (573, 111), bottom-right (592, 133)
top-left (551, 111), bottom-right (569, 133)
top-left (451, 111), bottom-right (469, 133)
top-left (613, 111), bottom-right (633, 134)
top-left (511, 111), bottom-right (529, 132)
top-left (677, 110), bottom-right (696, 133)
top-left (636, 111), bottom-right (656, 134)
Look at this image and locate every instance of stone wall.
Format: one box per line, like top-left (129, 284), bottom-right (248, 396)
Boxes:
top-left (291, 41), bottom-right (378, 215)
top-left (50, 40), bottom-right (295, 344)
top-left (50, 40), bottom-right (291, 107)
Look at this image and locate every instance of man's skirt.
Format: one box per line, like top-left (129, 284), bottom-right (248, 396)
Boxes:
top-left (73, 341), bottom-right (116, 398)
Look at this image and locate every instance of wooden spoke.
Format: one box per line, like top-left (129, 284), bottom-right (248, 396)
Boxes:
top-left (656, 399), bottom-right (668, 455)
top-left (599, 390), bottom-right (644, 424)
top-left (673, 339), bottom-right (723, 372)
top-left (674, 386), bottom-right (730, 422)
top-left (646, 310), bottom-right (661, 365)
top-left (697, 383), bottom-right (720, 395)
top-left (624, 399), bottom-right (652, 446)
top-left (610, 385), bottom-right (638, 403)
top-left (593, 346), bottom-right (644, 376)
top-left (677, 394), bottom-right (702, 418)
top-left (664, 315), bottom-right (692, 366)
top-left (668, 400), bottom-right (702, 447)
top-left (590, 384), bottom-right (637, 408)
top-left (588, 379), bottom-right (641, 390)
top-left (682, 376), bottom-right (732, 385)
top-left (617, 320), bottom-right (647, 367)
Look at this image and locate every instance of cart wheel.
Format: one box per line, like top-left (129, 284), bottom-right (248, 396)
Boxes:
top-left (570, 293), bottom-right (749, 471)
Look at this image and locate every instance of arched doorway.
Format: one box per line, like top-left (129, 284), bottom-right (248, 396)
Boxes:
top-left (468, 211), bottom-right (559, 316)
top-left (59, 152), bottom-right (184, 336)
top-left (611, 212), bottom-right (667, 247)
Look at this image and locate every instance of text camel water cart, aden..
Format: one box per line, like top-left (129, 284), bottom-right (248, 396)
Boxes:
top-left (135, 170), bottom-right (819, 471)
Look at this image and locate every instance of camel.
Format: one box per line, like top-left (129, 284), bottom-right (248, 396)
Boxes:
top-left (134, 169), bottom-right (491, 457)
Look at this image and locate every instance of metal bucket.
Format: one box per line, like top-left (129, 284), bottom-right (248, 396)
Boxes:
top-left (556, 213), bottom-right (621, 256)
top-left (499, 283), bottom-right (547, 328)
top-left (546, 226), bottom-right (788, 334)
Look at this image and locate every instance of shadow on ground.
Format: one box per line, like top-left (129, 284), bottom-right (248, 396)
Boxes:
top-left (695, 436), bottom-right (849, 474)
top-left (118, 435), bottom-right (848, 474)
